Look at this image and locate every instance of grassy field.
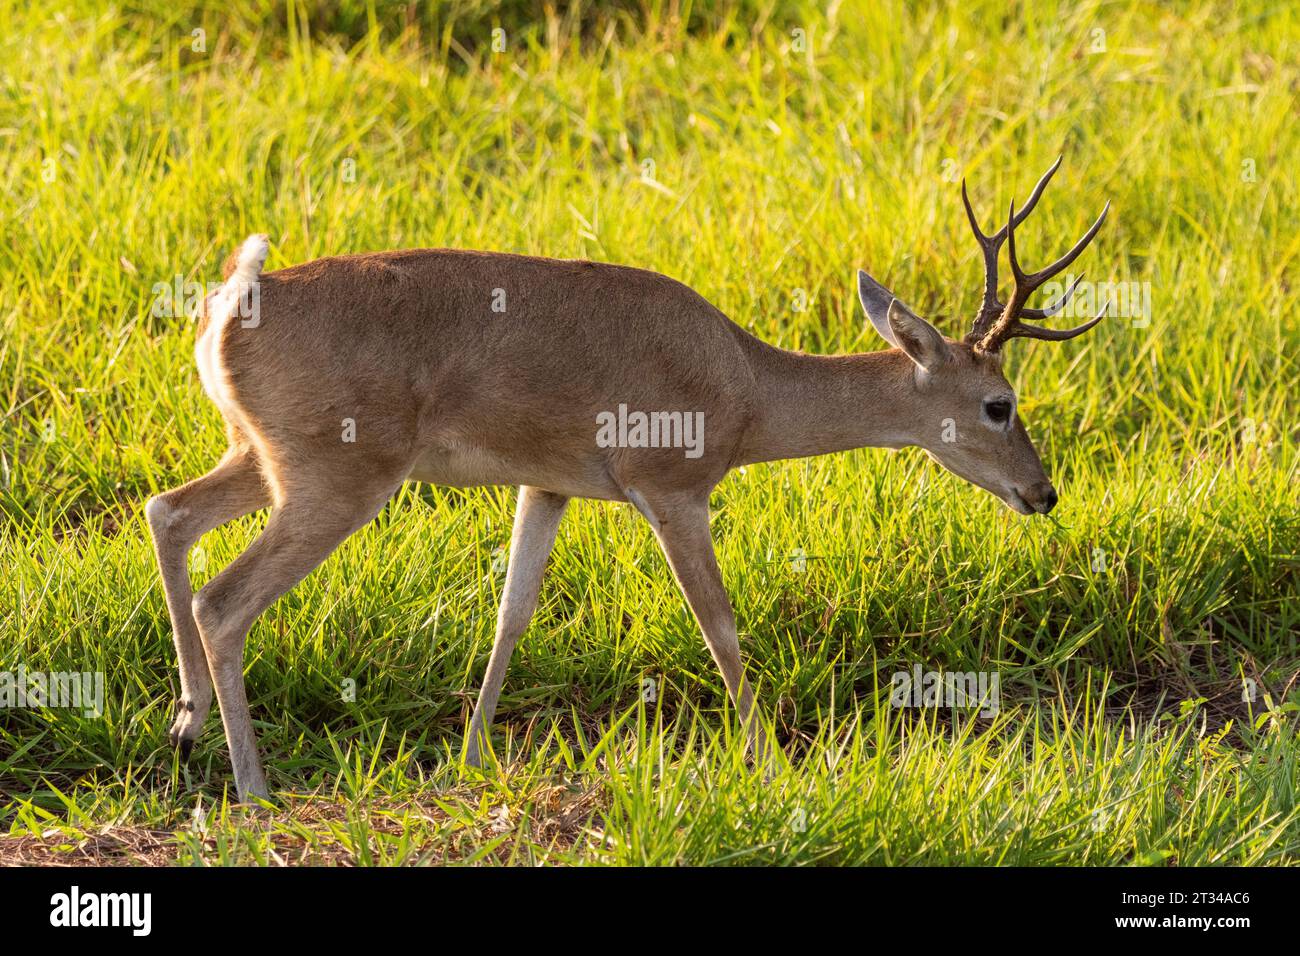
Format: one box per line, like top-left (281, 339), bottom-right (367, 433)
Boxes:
top-left (1, 0), bottom-right (1297, 865)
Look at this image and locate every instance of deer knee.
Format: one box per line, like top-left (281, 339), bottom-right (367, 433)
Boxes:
top-left (146, 493), bottom-right (184, 544)
top-left (191, 590), bottom-right (240, 663)
top-left (147, 492), bottom-right (209, 557)
top-left (191, 589), bottom-right (217, 635)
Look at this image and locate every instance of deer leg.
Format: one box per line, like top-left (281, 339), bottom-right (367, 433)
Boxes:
top-left (145, 445), bottom-right (269, 756)
top-left (636, 492), bottom-right (770, 766)
top-left (191, 478), bottom-right (401, 801)
top-left (464, 486), bottom-right (568, 767)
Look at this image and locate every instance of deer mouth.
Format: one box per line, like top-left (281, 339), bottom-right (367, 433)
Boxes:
top-left (1003, 488), bottom-right (1037, 516)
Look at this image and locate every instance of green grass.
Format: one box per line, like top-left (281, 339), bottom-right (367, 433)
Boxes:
top-left (1, 0), bottom-right (1297, 864)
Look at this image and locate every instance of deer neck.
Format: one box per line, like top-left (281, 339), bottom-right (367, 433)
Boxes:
top-left (736, 345), bottom-right (924, 466)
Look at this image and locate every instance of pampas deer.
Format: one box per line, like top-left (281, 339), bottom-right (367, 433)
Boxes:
top-left (147, 158), bottom-right (1108, 800)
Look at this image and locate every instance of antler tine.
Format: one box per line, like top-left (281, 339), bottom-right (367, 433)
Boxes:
top-left (1022, 201), bottom-right (1110, 286)
top-left (960, 178), bottom-right (990, 243)
top-left (962, 178), bottom-right (1002, 334)
top-left (1006, 198), bottom-right (1027, 285)
top-left (987, 155), bottom-right (1063, 244)
top-left (999, 300), bottom-right (1108, 343)
top-left (1022, 274), bottom-right (1084, 319)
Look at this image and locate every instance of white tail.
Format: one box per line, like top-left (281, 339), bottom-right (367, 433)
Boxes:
top-left (229, 233), bottom-right (269, 284)
top-left (208, 234), bottom-right (267, 323)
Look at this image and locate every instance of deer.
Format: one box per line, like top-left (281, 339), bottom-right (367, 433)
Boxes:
top-left (145, 157), bottom-right (1108, 801)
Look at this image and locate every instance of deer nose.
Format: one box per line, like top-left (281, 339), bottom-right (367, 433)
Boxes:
top-left (1019, 482), bottom-right (1058, 515)
top-left (1034, 483), bottom-right (1058, 514)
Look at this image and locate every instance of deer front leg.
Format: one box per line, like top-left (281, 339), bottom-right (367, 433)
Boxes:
top-left (145, 445), bottom-right (269, 757)
top-left (464, 486), bottom-right (568, 767)
top-left (191, 478), bottom-right (401, 802)
top-left (635, 491), bottom-right (770, 766)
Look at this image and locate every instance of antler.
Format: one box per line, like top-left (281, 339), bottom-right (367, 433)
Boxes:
top-left (961, 157), bottom-right (1110, 353)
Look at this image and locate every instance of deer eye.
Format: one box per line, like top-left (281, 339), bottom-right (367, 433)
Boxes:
top-left (984, 399), bottom-right (1012, 424)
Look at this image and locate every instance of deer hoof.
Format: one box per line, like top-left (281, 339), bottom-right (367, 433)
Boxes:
top-left (168, 702), bottom-right (207, 759)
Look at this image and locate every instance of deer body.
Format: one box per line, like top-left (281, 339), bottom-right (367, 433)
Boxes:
top-left (228, 249), bottom-right (763, 498)
top-left (148, 160), bottom-right (1107, 800)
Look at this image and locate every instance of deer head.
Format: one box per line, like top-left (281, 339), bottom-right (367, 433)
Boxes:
top-left (857, 157), bottom-right (1109, 515)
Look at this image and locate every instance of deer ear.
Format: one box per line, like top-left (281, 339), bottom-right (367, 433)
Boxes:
top-left (887, 298), bottom-right (948, 373)
top-left (857, 269), bottom-right (906, 347)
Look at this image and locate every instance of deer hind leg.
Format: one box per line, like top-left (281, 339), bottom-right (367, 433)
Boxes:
top-left (191, 471), bottom-right (404, 802)
top-left (633, 490), bottom-right (771, 767)
top-left (464, 486), bottom-right (568, 767)
top-left (146, 443), bottom-right (269, 757)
